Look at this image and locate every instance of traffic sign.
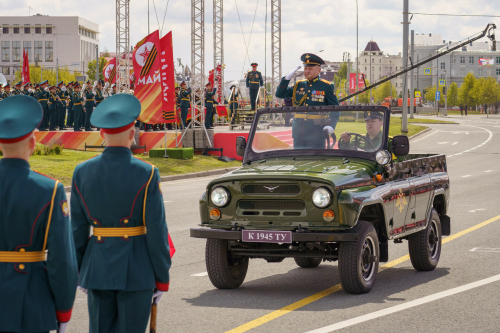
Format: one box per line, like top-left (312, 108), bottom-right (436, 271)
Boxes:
top-left (439, 79), bottom-right (446, 86)
top-left (436, 91), bottom-right (441, 101)
top-left (415, 91), bottom-right (421, 98)
top-left (424, 68), bottom-right (432, 75)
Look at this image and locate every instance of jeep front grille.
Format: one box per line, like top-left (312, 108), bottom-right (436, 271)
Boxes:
top-left (241, 184), bottom-right (300, 195)
top-left (238, 200), bottom-right (305, 211)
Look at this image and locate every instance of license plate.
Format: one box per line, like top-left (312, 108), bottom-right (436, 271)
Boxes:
top-left (242, 230), bottom-right (292, 243)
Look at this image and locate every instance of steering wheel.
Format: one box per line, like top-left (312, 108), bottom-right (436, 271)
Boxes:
top-left (346, 132), bottom-right (375, 151)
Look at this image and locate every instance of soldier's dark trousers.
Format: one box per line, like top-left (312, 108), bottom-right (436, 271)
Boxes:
top-left (41, 106), bottom-right (50, 129)
top-left (80, 110), bottom-right (85, 128)
top-left (249, 88), bottom-right (259, 110)
top-left (293, 138), bottom-right (325, 150)
top-left (230, 104), bottom-right (237, 124)
top-left (88, 289), bottom-right (154, 333)
top-left (73, 108), bottom-right (81, 131)
top-left (181, 106), bottom-right (189, 128)
top-left (58, 106), bottom-right (66, 128)
top-left (205, 106), bottom-right (213, 128)
top-left (67, 105), bottom-right (74, 127)
top-left (49, 108), bottom-right (58, 130)
top-left (85, 106), bottom-right (93, 130)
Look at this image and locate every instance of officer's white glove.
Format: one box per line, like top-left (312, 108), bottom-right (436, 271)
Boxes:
top-left (61, 86), bottom-right (67, 92)
top-left (57, 322), bottom-right (68, 333)
top-left (77, 286), bottom-right (88, 294)
top-left (152, 289), bottom-right (164, 304)
top-left (323, 126), bottom-right (334, 135)
top-left (44, 87), bottom-right (49, 92)
top-left (285, 66), bottom-right (302, 80)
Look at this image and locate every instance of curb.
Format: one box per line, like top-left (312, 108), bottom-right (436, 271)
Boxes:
top-left (408, 127), bottom-right (431, 141)
top-left (65, 167), bottom-right (240, 193)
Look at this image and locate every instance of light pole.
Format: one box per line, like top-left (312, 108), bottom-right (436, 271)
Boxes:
top-left (356, 0), bottom-right (358, 105)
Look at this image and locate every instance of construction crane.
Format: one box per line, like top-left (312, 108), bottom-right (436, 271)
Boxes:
top-left (340, 23), bottom-right (497, 103)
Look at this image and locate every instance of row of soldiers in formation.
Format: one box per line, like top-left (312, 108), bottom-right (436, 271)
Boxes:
top-left (0, 80), bottom-right (118, 132)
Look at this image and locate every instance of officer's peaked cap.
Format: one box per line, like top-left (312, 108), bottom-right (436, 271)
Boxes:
top-left (91, 94), bottom-right (141, 132)
top-left (301, 53), bottom-right (325, 67)
top-left (0, 95), bottom-right (43, 142)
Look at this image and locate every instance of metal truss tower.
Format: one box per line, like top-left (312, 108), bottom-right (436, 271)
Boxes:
top-left (271, 0), bottom-right (282, 106)
top-left (213, 0), bottom-right (224, 95)
top-left (116, 0), bottom-right (130, 93)
top-left (191, 0), bottom-right (207, 132)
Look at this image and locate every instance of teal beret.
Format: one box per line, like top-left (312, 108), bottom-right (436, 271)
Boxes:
top-left (0, 95), bottom-right (43, 140)
top-left (91, 94), bottom-right (141, 129)
top-left (40, 80), bottom-right (48, 85)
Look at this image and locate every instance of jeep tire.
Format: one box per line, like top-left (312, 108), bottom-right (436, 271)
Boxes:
top-left (408, 208), bottom-right (441, 271)
top-left (338, 221), bottom-right (379, 294)
top-left (206, 239), bottom-right (249, 289)
top-left (294, 257), bottom-right (322, 268)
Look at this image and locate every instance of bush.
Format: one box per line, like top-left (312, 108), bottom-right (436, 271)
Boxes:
top-left (32, 142), bottom-right (64, 156)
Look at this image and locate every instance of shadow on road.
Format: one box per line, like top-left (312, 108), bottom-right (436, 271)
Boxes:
top-left (183, 261), bottom-right (450, 311)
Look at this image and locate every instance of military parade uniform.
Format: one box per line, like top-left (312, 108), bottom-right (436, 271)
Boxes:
top-left (71, 94), bottom-right (171, 332)
top-left (84, 82), bottom-right (95, 131)
top-left (180, 84), bottom-right (191, 128)
top-left (229, 86), bottom-right (239, 125)
top-left (205, 86), bottom-right (217, 129)
top-left (246, 63), bottom-right (263, 110)
top-left (72, 84), bottom-right (84, 132)
top-left (48, 87), bottom-right (59, 131)
top-left (1, 84), bottom-right (10, 100)
top-left (275, 53), bottom-right (340, 149)
top-left (0, 95), bottom-right (78, 333)
top-left (56, 82), bottom-right (67, 130)
top-left (338, 111), bottom-right (390, 152)
top-left (11, 82), bottom-right (22, 96)
top-left (66, 82), bottom-right (75, 128)
top-left (36, 81), bottom-right (50, 131)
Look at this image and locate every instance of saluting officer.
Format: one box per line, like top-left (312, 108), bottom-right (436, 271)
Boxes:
top-left (246, 63), bottom-right (263, 110)
top-left (66, 82), bottom-right (75, 128)
top-left (229, 85), bottom-right (239, 125)
top-left (37, 80), bottom-right (50, 131)
top-left (56, 81), bottom-right (67, 130)
top-left (179, 81), bottom-right (191, 129)
top-left (0, 95), bottom-right (78, 333)
top-left (205, 82), bottom-right (217, 129)
top-left (84, 80), bottom-right (95, 131)
top-left (72, 83), bottom-right (84, 132)
top-left (276, 53), bottom-right (340, 149)
top-left (71, 94), bottom-right (171, 332)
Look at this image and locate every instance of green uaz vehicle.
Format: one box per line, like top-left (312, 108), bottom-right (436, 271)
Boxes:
top-left (191, 106), bottom-right (450, 294)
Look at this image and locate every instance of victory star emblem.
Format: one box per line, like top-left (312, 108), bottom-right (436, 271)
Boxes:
top-left (139, 47), bottom-right (151, 62)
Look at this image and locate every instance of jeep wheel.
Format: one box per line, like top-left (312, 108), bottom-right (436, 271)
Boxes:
top-left (294, 257), bottom-right (322, 268)
top-left (338, 221), bottom-right (379, 294)
top-left (408, 208), bottom-right (441, 271)
top-left (205, 239), bottom-right (249, 289)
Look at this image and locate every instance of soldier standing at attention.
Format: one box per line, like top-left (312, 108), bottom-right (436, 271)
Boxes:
top-left (37, 80), bottom-right (50, 131)
top-left (84, 80), bottom-right (95, 131)
top-left (11, 82), bottom-right (22, 96)
top-left (22, 82), bottom-right (30, 95)
top-left (48, 86), bottom-right (59, 131)
top-left (276, 53), bottom-right (340, 149)
top-left (229, 85), bottom-right (239, 125)
top-left (72, 83), bottom-right (84, 132)
top-left (95, 80), bottom-right (104, 108)
top-left (71, 94), bottom-right (171, 332)
top-left (66, 82), bottom-right (75, 129)
top-left (179, 81), bottom-right (191, 129)
top-left (0, 95), bottom-right (78, 333)
top-left (246, 63), bottom-right (263, 110)
top-left (56, 81), bottom-right (67, 130)
top-left (204, 82), bottom-right (217, 129)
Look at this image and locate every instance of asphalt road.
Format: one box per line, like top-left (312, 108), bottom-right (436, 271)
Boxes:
top-left (66, 114), bottom-right (500, 333)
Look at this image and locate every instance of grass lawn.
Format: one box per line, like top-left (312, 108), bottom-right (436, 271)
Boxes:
top-left (4, 150), bottom-right (241, 186)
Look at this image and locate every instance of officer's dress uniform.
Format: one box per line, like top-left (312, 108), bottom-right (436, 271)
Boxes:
top-left (1, 90), bottom-right (10, 100)
top-left (94, 88), bottom-right (104, 109)
top-left (0, 95), bottom-right (78, 333)
top-left (48, 90), bottom-right (58, 131)
top-left (56, 86), bottom-right (67, 129)
top-left (246, 69), bottom-right (263, 110)
top-left (84, 86), bottom-right (95, 131)
top-left (229, 88), bottom-right (238, 124)
top-left (205, 87), bottom-right (217, 128)
top-left (11, 88), bottom-right (21, 96)
top-left (71, 94), bottom-right (171, 332)
top-left (180, 87), bottom-right (191, 128)
top-left (72, 88), bottom-right (84, 131)
top-left (36, 83), bottom-right (50, 130)
top-left (338, 130), bottom-right (386, 152)
top-left (66, 86), bottom-right (74, 128)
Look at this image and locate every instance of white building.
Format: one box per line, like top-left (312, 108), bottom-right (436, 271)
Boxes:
top-left (356, 41), bottom-right (403, 97)
top-left (0, 15), bottom-right (99, 83)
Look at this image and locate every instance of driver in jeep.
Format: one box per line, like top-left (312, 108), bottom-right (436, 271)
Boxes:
top-left (339, 111), bottom-right (385, 152)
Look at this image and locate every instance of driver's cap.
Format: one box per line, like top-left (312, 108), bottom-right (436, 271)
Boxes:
top-left (364, 111), bottom-right (383, 121)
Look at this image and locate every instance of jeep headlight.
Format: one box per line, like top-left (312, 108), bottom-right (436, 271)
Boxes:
top-left (376, 150), bottom-right (391, 165)
top-left (312, 187), bottom-right (331, 208)
top-left (211, 187), bottom-right (230, 207)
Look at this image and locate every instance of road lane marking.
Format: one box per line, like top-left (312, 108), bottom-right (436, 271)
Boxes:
top-left (452, 142), bottom-right (458, 145)
top-left (461, 175), bottom-right (471, 178)
top-left (191, 272), bottom-right (209, 277)
top-left (469, 247), bottom-right (500, 252)
top-left (164, 201), bottom-right (172, 203)
top-left (225, 214), bottom-right (500, 333)
top-left (485, 170), bottom-right (493, 173)
top-left (437, 142), bottom-right (449, 145)
top-left (304, 274), bottom-right (500, 333)
top-left (469, 209), bottom-right (485, 213)
top-left (410, 129), bottom-right (439, 143)
top-left (447, 125), bottom-right (493, 158)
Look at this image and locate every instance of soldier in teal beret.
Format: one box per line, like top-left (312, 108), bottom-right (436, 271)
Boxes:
top-left (56, 81), bottom-right (67, 130)
top-left (83, 80), bottom-right (95, 131)
top-left (72, 83), bottom-right (84, 132)
top-left (22, 82), bottom-right (30, 96)
top-left (1, 83), bottom-right (10, 100)
top-left (71, 94), bottom-right (172, 332)
top-left (36, 80), bottom-right (50, 131)
top-left (246, 63), bottom-right (263, 110)
top-left (229, 85), bottom-right (239, 125)
top-left (179, 81), bottom-right (191, 129)
top-left (204, 82), bottom-right (217, 129)
top-left (48, 86), bottom-right (59, 131)
top-left (275, 53), bottom-right (340, 149)
top-left (94, 79), bottom-right (105, 108)
top-left (11, 82), bottom-right (22, 96)
top-left (0, 95), bottom-right (78, 333)
top-left (66, 82), bottom-right (75, 128)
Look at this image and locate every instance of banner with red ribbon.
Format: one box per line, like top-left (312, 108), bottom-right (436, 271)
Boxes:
top-left (103, 58), bottom-right (117, 84)
top-left (22, 50), bottom-right (30, 85)
top-left (159, 32), bottom-right (176, 123)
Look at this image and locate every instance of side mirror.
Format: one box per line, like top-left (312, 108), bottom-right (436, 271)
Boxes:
top-left (392, 135), bottom-right (410, 156)
top-left (236, 136), bottom-right (247, 157)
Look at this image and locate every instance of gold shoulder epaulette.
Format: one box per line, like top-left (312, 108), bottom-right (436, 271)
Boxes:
top-left (321, 79), bottom-right (331, 84)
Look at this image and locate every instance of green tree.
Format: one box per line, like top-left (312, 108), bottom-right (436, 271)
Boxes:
top-left (356, 79), bottom-right (371, 104)
top-left (14, 65), bottom-right (81, 85)
top-left (476, 76), bottom-right (499, 107)
top-left (373, 80), bottom-right (397, 103)
top-left (458, 72), bottom-right (476, 106)
top-left (425, 85), bottom-right (445, 104)
top-left (86, 57), bottom-right (107, 82)
top-left (101, 47), bottom-right (110, 57)
top-left (334, 62), bottom-right (348, 95)
top-left (447, 82), bottom-right (459, 106)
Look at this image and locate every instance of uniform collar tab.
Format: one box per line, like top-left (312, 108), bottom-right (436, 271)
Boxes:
top-left (103, 146), bottom-right (132, 154)
top-left (0, 158), bottom-right (30, 169)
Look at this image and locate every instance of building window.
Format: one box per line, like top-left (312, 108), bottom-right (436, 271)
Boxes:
top-left (496, 69), bottom-right (500, 76)
top-left (479, 68), bottom-right (483, 77)
top-left (365, 59), bottom-right (367, 63)
top-left (441, 74), bottom-right (445, 80)
top-left (452, 57), bottom-right (456, 64)
top-left (34, 41), bottom-right (42, 62)
top-left (2, 67), bottom-right (9, 75)
top-left (12, 41), bottom-right (21, 62)
top-left (395, 83), bottom-right (398, 87)
top-left (365, 67), bottom-right (367, 71)
top-left (23, 41), bottom-right (31, 61)
top-left (460, 56), bottom-right (465, 64)
top-left (1, 41), bottom-right (10, 62)
top-left (35, 25), bottom-right (41, 34)
top-left (2, 26), bottom-right (8, 34)
top-left (441, 62), bottom-right (445, 70)
top-left (372, 59), bottom-right (374, 63)
top-left (469, 56), bottom-right (474, 64)
top-left (45, 41), bottom-right (53, 62)
top-left (46, 25), bottom-right (52, 34)
top-left (496, 57), bottom-right (500, 64)
top-left (13, 26), bottom-right (19, 34)
top-left (24, 25), bottom-right (30, 34)
top-left (379, 59), bottom-right (381, 63)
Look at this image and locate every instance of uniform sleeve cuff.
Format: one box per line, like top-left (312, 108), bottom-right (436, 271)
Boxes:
top-left (156, 281), bottom-right (170, 291)
top-left (56, 309), bottom-right (73, 323)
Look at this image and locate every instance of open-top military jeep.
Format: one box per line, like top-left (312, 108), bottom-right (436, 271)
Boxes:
top-left (191, 106), bottom-right (450, 294)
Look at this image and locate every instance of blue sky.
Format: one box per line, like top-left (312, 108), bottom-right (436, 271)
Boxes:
top-left (4, 0), bottom-right (500, 80)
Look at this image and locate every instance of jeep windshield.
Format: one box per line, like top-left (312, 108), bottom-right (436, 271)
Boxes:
top-left (243, 106), bottom-right (390, 163)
